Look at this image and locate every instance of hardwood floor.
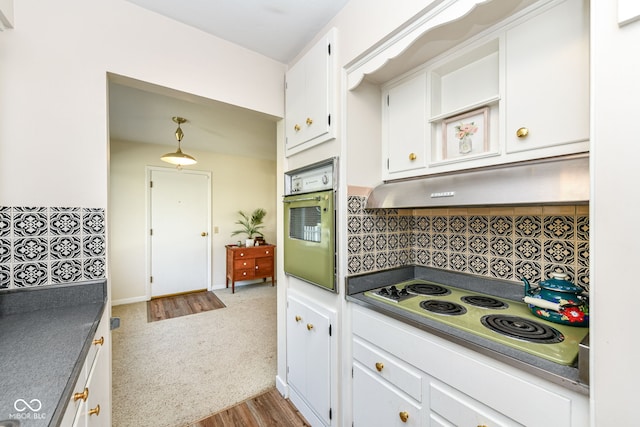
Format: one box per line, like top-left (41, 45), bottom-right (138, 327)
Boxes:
top-left (147, 290), bottom-right (226, 322)
top-left (191, 388), bottom-right (311, 427)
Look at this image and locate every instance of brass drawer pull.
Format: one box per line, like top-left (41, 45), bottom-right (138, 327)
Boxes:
top-left (88, 404), bottom-right (100, 416)
top-left (399, 411), bottom-right (409, 422)
top-left (73, 388), bottom-right (89, 402)
top-left (516, 127), bottom-right (529, 138)
top-left (306, 117), bottom-right (313, 125)
top-left (408, 153), bottom-right (417, 160)
top-left (93, 336), bottom-right (104, 346)
top-left (375, 362), bottom-right (384, 372)
top-left (294, 124), bottom-right (301, 132)
top-left (306, 323), bottom-right (314, 331)
top-left (295, 315), bottom-right (302, 322)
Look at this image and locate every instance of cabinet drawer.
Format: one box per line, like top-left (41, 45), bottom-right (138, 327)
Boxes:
top-left (236, 268), bottom-right (255, 280)
top-left (353, 337), bottom-right (422, 402)
top-left (234, 258), bottom-right (255, 270)
top-left (429, 380), bottom-right (523, 427)
top-left (255, 257), bottom-right (273, 273)
top-left (233, 246), bottom-right (274, 259)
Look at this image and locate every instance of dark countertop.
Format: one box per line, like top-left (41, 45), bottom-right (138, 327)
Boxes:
top-left (0, 280), bottom-right (107, 427)
top-left (346, 266), bottom-right (589, 396)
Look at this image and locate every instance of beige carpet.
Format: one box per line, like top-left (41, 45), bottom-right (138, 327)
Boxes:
top-left (111, 283), bottom-right (277, 427)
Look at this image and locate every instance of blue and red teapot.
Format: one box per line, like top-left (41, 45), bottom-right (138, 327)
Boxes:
top-left (522, 272), bottom-right (589, 327)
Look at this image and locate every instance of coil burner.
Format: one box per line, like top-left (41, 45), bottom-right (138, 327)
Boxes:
top-left (419, 300), bottom-right (467, 316)
top-left (481, 314), bottom-right (564, 344)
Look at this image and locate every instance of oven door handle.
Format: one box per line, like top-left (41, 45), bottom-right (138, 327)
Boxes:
top-left (283, 196), bottom-right (322, 203)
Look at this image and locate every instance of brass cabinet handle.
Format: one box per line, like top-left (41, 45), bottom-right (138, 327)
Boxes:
top-left (201, 232), bottom-right (208, 237)
top-left (375, 362), bottom-right (384, 372)
top-left (408, 153), bottom-right (417, 161)
top-left (88, 404), bottom-right (101, 416)
top-left (307, 323), bottom-right (314, 331)
top-left (399, 411), bottom-right (409, 422)
top-left (306, 117), bottom-right (313, 125)
top-left (93, 336), bottom-right (104, 346)
top-left (294, 124), bottom-right (301, 132)
top-left (73, 387), bottom-right (89, 402)
top-left (295, 315), bottom-right (302, 322)
top-left (516, 127), bottom-right (529, 138)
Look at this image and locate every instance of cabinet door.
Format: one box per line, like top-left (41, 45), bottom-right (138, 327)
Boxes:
top-left (384, 73), bottom-right (427, 178)
top-left (286, 295), bottom-right (332, 425)
top-left (255, 256), bottom-right (273, 278)
top-left (285, 29), bottom-right (335, 155)
top-left (353, 362), bottom-right (422, 427)
top-left (505, 0), bottom-right (589, 154)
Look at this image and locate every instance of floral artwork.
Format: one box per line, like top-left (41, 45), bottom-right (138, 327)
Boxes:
top-left (455, 121), bottom-right (478, 154)
top-left (441, 107), bottom-right (489, 161)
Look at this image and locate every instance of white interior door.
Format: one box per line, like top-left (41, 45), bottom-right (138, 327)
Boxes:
top-left (149, 168), bottom-right (211, 297)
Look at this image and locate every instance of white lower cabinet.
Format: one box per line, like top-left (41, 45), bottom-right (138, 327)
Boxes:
top-left (60, 309), bottom-right (111, 427)
top-left (351, 305), bottom-right (588, 427)
top-left (287, 293), bottom-right (335, 426)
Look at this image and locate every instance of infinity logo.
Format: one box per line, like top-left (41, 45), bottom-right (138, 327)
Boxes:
top-left (14, 398), bottom-right (42, 412)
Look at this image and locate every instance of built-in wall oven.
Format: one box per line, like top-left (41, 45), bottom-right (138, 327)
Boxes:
top-left (283, 158), bottom-right (337, 292)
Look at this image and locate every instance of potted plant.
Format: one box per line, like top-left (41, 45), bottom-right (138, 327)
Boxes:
top-left (231, 208), bottom-right (266, 247)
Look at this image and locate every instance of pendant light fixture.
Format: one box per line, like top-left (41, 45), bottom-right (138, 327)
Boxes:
top-left (161, 116), bottom-right (197, 167)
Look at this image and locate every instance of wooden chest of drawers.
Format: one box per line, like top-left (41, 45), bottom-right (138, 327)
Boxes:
top-left (225, 244), bottom-right (275, 293)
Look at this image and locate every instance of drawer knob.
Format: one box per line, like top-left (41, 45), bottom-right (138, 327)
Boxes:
top-left (89, 404), bottom-right (101, 416)
top-left (93, 336), bottom-right (104, 346)
top-left (240, 252), bottom-right (245, 257)
top-left (408, 153), bottom-right (417, 161)
top-left (295, 315), bottom-right (302, 322)
top-left (516, 127), bottom-right (529, 138)
top-left (399, 411), bottom-right (409, 422)
top-left (73, 387), bottom-right (89, 402)
top-left (255, 266), bottom-right (259, 269)
top-left (294, 124), bottom-right (301, 132)
top-left (265, 250), bottom-right (270, 254)
top-left (306, 323), bottom-right (314, 331)
top-left (306, 117), bottom-right (313, 126)
top-left (375, 362), bottom-right (384, 372)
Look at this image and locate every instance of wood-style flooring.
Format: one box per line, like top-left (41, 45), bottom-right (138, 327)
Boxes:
top-left (191, 388), bottom-right (311, 427)
top-left (147, 290), bottom-right (226, 322)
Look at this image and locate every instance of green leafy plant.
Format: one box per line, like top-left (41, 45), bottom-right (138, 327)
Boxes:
top-left (231, 208), bottom-right (267, 239)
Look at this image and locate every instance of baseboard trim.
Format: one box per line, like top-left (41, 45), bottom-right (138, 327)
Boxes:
top-left (111, 295), bottom-right (148, 306)
top-left (275, 375), bottom-right (288, 398)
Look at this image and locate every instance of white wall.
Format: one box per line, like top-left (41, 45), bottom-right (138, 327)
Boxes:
top-left (0, 0), bottom-right (285, 207)
top-left (590, 2), bottom-right (640, 424)
top-left (110, 139), bottom-right (277, 303)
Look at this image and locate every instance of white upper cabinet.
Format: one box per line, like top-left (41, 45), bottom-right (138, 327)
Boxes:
top-left (383, 72), bottom-right (428, 179)
top-left (504, 0), bottom-right (589, 155)
top-left (285, 28), bottom-right (336, 156)
top-left (370, 0), bottom-right (589, 180)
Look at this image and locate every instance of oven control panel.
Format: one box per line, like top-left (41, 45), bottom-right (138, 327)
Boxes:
top-left (285, 158), bottom-right (336, 195)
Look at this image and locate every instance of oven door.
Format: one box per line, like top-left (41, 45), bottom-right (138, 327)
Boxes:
top-left (283, 189), bottom-right (335, 292)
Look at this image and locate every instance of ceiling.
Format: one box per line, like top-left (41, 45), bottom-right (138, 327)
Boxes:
top-left (124, 0), bottom-right (350, 64)
top-left (110, 0), bottom-right (350, 159)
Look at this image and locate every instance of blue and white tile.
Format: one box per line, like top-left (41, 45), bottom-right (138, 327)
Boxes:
top-left (13, 237), bottom-right (48, 262)
top-left (13, 208), bottom-right (48, 237)
top-left (83, 257), bottom-right (106, 279)
top-left (51, 259), bottom-right (83, 283)
top-left (83, 208), bottom-right (105, 235)
top-left (468, 216), bottom-right (488, 234)
top-left (51, 236), bottom-right (81, 259)
top-left (543, 216), bottom-right (574, 240)
top-left (543, 240), bottom-right (575, 264)
top-left (515, 215), bottom-right (542, 237)
top-left (490, 258), bottom-right (513, 280)
top-left (0, 207), bottom-right (11, 237)
top-left (50, 208), bottom-right (81, 235)
top-left (514, 238), bottom-right (541, 260)
top-left (490, 236), bottom-right (513, 258)
top-left (13, 262), bottom-right (48, 287)
top-left (449, 216), bottom-right (467, 234)
top-left (515, 260), bottom-right (541, 283)
top-left (490, 216), bottom-right (513, 236)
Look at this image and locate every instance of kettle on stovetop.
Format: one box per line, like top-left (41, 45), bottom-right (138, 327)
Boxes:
top-left (522, 272), bottom-right (589, 327)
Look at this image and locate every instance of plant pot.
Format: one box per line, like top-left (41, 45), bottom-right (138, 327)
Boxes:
top-left (245, 238), bottom-right (255, 247)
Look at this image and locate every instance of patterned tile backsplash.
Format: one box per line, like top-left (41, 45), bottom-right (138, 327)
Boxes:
top-left (0, 207), bottom-right (106, 289)
top-left (347, 195), bottom-right (589, 290)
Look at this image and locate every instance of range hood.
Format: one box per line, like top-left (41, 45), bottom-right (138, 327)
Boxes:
top-left (366, 154), bottom-right (589, 209)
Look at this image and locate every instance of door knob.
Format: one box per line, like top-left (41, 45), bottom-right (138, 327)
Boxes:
top-left (201, 232), bottom-right (208, 236)
top-left (399, 411), bottom-right (409, 422)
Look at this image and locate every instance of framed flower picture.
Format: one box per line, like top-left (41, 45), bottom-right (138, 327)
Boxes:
top-left (442, 107), bottom-right (489, 160)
